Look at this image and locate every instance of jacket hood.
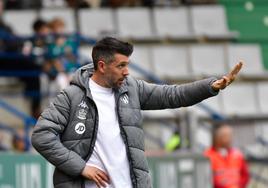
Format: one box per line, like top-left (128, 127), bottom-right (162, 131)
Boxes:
top-left (70, 64), bottom-right (94, 90)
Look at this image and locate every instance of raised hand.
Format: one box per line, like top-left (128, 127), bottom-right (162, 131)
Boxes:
top-left (212, 61), bottom-right (243, 91)
top-left (82, 165), bottom-right (110, 188)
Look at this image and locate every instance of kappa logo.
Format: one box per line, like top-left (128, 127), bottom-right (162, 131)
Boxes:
top-left (75, 123), bottom-right (86, 134)
top-left (77, 109), bottom-right (87, 120)
top-left (121, 94), bottom-right (129, 104)
top-left (78, 101), bottom-right (88, 109)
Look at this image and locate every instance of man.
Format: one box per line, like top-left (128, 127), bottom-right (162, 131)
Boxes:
top-left (204, 124), bottom-right (250, 188)
top-left (31, 37), bottom-right (243, 188)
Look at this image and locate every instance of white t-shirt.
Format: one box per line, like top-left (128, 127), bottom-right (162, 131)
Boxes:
top-left (85, 78), bottom-right (132, 188)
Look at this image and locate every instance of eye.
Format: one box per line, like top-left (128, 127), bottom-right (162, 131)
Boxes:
top-left (118, 64), bottom-right (125, 68)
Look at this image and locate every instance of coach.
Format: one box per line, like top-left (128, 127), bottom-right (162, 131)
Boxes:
top-left (31, 37), bottom-right (243, 188)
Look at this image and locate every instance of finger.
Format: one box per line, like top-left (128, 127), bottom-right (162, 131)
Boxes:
top-left (96, 175), bottom-right (107, 187)
top-left (223, 76), bottom-right (231, 85)
top-left (94, 178), bottom-right (101, 188)
top-left (217, 78), bottom-right (226, 87)
top-left (94, 176), bottom-right (106, 188)
top-left (229, 61), bottom-right (243, 77)
top-left (97, 171), bottom-right (110, 183)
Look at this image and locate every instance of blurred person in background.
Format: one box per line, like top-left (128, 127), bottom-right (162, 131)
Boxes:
top-left (101, 0), bottom-right (136, 7)
top-left (165, 129), bottom-right (181, 152)
top-left (204, 124), bottom-right (250, 188)
top-left (65, 0), bottom-right (92, 8)
top-left (12, 129), bottom-right (26, 152)
top-left (0, 131), bottom-right (8, 151)
top-left (32, 37), bottom-right (243, 188)
top-left (0, 0), bottom-right (23, 53)
top-left (46, 18), bottom-right (67, 84)
top-left (20, 18), bottom-right (52, 119)
top-left (45, 17), bottom-right (80, 91)
top-left (0, 0), bottom-right (42, 118)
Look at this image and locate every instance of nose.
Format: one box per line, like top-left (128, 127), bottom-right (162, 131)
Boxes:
top-left (123, 67), bottom-right (129, 76)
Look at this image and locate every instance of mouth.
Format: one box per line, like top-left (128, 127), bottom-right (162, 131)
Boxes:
top-left (119, 77), bottom-right (125, 82)
top-left (118, 78), bottom-right (125, 85)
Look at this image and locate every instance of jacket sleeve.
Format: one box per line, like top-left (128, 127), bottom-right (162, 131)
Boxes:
top-left (137, 77), bottom-right (219, 110)
top-left (31, 90), bottom-right (86, 177)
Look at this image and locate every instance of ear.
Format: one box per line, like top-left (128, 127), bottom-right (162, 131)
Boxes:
top-left (97, 61), bottom-right (106, 74)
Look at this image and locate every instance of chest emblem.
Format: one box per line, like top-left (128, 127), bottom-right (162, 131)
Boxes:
top-left (78, 101), bottom-right (88, 109)
top-left (77, 109), bottom-right (87, 120)
top-left (75, 123), bottom-right (86, 134)
top-left (121, 94), bottom-right (129, 104)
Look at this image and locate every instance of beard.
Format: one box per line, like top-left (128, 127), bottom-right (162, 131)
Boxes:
top-left (105, 77), bottom-right (122, 89)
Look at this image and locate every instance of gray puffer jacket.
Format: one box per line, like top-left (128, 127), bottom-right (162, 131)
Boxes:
top-left (31, 64), bottom-right (218, 188)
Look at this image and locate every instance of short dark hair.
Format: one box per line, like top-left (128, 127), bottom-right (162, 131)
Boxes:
top-left (32, 19), bottom-right (47, 33)
top-left (92, 37), bottom-right (133, 70)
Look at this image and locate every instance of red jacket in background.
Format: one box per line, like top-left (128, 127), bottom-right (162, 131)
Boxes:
top-left (204, 147), bottom-right (250, 188)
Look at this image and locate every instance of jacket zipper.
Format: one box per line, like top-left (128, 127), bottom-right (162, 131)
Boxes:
top-left (116, 92), bottom-right (137, 188)
top-left (82, 98), bottom-right (99, 188)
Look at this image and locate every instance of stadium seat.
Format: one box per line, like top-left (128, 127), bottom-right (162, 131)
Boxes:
top-left (116, 8), bottom-right (154, 40)
top-left (189, 44), bottom-right (226, 77)
top-left (190, 5), bottom-right (237, 39)
top-left (151, 45), bottom-right (190, 79)
top-left (223, 4), bottom-right (268, 41)
top-left (261, 44), bottom-right (268, 71)
top-left (219, 0), bottom-right (265, 4)
top-left (188, 93), bottom-right (223, 117)
top-left (153, 7), bottom-right (192, 39)
top-left (78, 9), bottom-right (115, 39)
top-left (256, 82), bottom-right (268, 114)
top-left (129, 45), bottom-right (153, 79)
top-left (40, 8), bottom-right (76, 33)
top-left (3, 10), bottom-right (38, 36)
top-left (227, 44), bottom-right (265, 76)
top-left (221, 83), bottom-right (259, 116)
top-left (79, 46), bottom-right (93, 62)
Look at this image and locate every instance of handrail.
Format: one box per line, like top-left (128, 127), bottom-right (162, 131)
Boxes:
top-left (0, 98), bottom-right (36, 151)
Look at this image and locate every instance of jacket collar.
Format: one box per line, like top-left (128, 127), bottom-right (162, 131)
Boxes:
top-left (86, 75), bottom-right (128, 100)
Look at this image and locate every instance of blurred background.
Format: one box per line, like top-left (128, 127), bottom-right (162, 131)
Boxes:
top-left (0, 0), bottom-right (268, 187)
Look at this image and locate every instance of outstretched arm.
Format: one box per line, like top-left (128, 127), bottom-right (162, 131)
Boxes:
top-left (138, 62), bottom-right (243, 110)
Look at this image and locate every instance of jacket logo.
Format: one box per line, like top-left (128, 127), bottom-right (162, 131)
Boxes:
top-left (121, 94), bottom-right (129, 104)
top-left (75, 123), bottom-right (86, 134)
top-left (78, 101), bottom-right (88, 109)
top-left (77, 109), bottom-right (87, 120)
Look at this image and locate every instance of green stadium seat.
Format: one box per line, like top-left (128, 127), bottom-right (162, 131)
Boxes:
top-left (261, 44), bottom-right (268, 70)
top-left (218, 0), bottom-right (268, 5)
top-left (223, 4), bottom-right (268, 41)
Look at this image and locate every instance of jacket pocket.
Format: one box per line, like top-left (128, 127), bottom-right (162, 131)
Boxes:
top-left (53, 168), bottom-right (83, 188)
